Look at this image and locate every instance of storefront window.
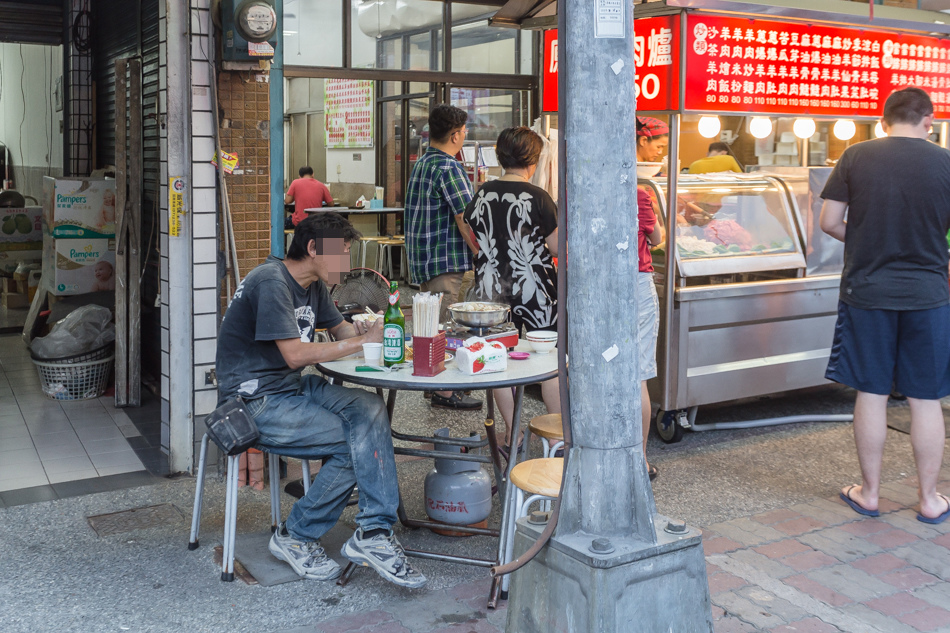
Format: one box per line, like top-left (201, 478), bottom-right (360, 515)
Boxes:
top-left (352, 0), bottom-right (444, 70)
top-left (451, 19), bottom-right (533, 75)
top-left (284, 0), bottom-right (343, 67)
top-left (450, 88), bottom-right (531, 143)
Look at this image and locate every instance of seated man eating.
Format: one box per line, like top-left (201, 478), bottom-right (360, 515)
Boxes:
top-left (214, 212), bottom-right (425, 589)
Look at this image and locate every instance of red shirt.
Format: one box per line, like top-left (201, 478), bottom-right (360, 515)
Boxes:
top-left (637, 186), bottom-right (657, 273)
top-left (288, 178), bottom-right (333, 225)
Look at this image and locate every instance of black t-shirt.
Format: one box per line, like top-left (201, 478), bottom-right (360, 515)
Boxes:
top-left (821, 136), bottom-right (950, 310)
top-left (462, 180), bottom-right (558, 330)
top-left (215, 256), bottom-right (343, 400)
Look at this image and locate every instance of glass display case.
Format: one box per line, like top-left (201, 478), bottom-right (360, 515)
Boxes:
top-left (639, 175), bottom-right (806, 278)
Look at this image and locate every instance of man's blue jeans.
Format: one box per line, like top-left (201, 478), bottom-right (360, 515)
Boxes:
top-left (244, 374), bottom-right (399, 542)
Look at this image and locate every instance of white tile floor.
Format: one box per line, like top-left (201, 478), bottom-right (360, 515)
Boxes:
top-left (0, 334), bottom-right (146, 493)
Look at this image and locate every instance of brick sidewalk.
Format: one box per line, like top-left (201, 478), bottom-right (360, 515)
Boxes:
top-left (290, 471), bottom-right (950, 633)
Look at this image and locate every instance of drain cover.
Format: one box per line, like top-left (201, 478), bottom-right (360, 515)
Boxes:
top-left (87, 504), bottom-right (184, 537)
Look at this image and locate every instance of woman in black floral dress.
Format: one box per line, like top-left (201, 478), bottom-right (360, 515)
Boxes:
top-left (462, 127), bottom-right (560, 448)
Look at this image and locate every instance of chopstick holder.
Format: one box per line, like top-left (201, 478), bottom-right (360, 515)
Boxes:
top-left (412, 331), bottom-right (447, 377)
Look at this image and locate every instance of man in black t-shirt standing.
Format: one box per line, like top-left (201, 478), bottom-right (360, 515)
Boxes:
top-left (820, 87), bottom-right (950, 525)
top-left (215, 213), bottom-right (427, 588)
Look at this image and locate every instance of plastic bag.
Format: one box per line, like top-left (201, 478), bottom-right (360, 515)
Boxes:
top-left (31, 305), bottom-right (115, 360)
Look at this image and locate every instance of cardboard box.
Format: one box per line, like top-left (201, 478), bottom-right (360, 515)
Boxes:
top-left (0, 207), bottom-right (43, 251)
top-left (42, 235), bottom-right (117, 296)
top-left (42, 177), bottom-right (116, 238)
top-left (1, 291), bottom-right (29, 309)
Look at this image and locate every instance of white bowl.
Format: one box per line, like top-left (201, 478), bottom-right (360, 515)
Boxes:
top-left (526, 330), bottom-right (558, 342)
top-left (637, 162), bottom-right (663, 178)
top-left (527, 339), bottom-right (557, 354)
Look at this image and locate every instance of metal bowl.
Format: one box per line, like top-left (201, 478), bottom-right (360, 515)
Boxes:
top-left (448, 302), bottom-right (510, 329)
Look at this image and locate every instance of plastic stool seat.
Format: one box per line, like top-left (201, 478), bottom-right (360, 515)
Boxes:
top-left (510, 457), bottom-right (563, 498)
top-left (527, 414), bottom-right (564, 441)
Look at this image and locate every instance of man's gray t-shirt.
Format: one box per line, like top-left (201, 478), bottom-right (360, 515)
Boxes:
top-left (821, 136), bottom-right (950, 310)
top-left (216, 255), bottom-right (343, 400)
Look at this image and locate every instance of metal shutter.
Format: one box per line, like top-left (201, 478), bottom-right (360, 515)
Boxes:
top-left (0, 0), bottom-right (63, 45)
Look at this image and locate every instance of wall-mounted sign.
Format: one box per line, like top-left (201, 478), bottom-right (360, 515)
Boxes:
top-left (168, 177), bottom-right (185, 238)
top-left (325, 79), bottom-right (374, 149)
top-left (542, 30), bottom-right (558, 113)
top-left (685, 14), bottom-right (950, 118)
top-left (541, 15), bottom-right (681, 113)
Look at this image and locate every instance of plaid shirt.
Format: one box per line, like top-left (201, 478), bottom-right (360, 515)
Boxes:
top-left (404, 147), bottom-right (473, 284)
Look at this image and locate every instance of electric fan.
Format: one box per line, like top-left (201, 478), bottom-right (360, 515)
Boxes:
top-left (330, 268), bottom-right (391, 321)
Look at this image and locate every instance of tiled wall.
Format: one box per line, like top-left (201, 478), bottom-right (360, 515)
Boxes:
top-left (157, 0), bottom-right (222, 470)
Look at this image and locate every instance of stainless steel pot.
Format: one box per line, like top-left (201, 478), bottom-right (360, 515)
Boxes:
top-left (447, 302), bottom-right (510, 329)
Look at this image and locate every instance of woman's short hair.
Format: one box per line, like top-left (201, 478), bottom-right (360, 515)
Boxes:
top-left (883, 87), bottom-right (934, 126)
top-left (287, 212), bottom-right (361, 261)
top-left (495, 127), bottom-right (544, 170)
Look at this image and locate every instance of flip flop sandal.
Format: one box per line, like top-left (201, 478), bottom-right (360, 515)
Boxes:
top-left (839, 484), bottom-right (880, 517)
top-left (648, 465), bottom-right (658, 482)
top-left (917, 493), bottom-right (950, 524)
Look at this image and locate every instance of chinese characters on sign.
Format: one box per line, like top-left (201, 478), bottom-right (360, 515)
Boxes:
top-left (634, 15), bottom-right (680, 112)
top-left (541, 16), bottom-right (680, 112)
top-left (325, 79), bottom-right (374, 149)
top-left (685, 15), bottom-right (950, 118)
top-left (168, 177), bottom-right (185, 238)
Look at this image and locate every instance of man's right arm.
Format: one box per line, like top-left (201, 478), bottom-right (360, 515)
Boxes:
top-left (820, 199), bottom-right (848, 242)
top-left (274, 318), bottom-right (382, 370)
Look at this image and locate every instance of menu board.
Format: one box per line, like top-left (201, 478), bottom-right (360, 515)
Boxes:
top-left (324, 79), bottom-right (374, 149)
top-left (685, 14), bottom-right (950, 118)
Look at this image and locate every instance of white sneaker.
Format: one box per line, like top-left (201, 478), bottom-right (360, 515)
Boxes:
top-left (268, 522), bottom-right (342, 581)
top-left (341, 528), bottom-right (427, 589)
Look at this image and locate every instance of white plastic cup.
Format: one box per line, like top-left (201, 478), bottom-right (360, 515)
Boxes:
top-left (362, 342), bottom-right (383, 366)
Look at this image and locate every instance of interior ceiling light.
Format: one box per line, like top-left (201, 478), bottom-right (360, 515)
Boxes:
top-left (749, 117), bottom-right (773, 139)
top-left (697, 116), bottom-right (721, 139)
top-left (833, 119), bottom-right (856, 141)
top-left (793, 118), bottom-right (817, 140)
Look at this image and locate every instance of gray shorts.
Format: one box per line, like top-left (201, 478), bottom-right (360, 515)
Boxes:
top-left (637, 272), bottom-right (659, 380)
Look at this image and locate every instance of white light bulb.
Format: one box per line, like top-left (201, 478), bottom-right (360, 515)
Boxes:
top-left (698, 116), bottom-right (721, 139)
top-left (833, 119), bottom-right (856, 141)
top-left (874, 121), bottom-right (885, 138)
top-left (793, 118), bottom-right (816, 139)
top-left (749, 117), bottom-right (772, 139)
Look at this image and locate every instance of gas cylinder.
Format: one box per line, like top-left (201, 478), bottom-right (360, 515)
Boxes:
top-left (424, 428), bottom-right (492, 526)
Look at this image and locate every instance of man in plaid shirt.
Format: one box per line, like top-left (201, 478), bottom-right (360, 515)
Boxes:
top-left (405, 104), bottom-right (481, 410)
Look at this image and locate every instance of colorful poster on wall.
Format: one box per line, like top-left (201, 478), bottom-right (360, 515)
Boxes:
top-left (325, 79), bottom-right (374, 149)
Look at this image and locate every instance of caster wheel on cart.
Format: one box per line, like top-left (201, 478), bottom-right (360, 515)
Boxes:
top-left (655, 409), bottom-right (685, 444)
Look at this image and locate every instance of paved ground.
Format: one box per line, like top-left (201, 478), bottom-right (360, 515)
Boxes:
top-left (1, 384), bottom-right (949, 632)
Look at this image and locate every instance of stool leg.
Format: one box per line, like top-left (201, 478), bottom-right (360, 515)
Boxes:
top-left (188, 434), bottom-right (210, 550)
top-left (501, 487), bottom-right (525, 594)
top-left (541, 438), bottom-right (550, 459)
top-left (269, 453), bottom-right (281, 532)
top-left (301, 460), bottom-right (311, 495)
top-left (360, 240), bottom-right (368, 269)
top-left (387, 246), bottom-right (395, 281)
top-left (221, 454), bottom-right (240, 582)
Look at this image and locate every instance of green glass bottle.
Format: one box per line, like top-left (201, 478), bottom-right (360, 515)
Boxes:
top-left (383, 281), bottom-right (405, 366)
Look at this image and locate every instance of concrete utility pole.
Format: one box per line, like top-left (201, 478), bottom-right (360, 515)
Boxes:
top-left (504, 1), bottom-right (712, 630)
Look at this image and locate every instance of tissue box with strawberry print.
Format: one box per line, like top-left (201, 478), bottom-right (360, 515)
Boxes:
top-left (455, 337), bottom-right (507, 375)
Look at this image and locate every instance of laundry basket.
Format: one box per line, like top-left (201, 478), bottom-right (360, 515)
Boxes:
top-left (31, 343), bottom-right (115, 401)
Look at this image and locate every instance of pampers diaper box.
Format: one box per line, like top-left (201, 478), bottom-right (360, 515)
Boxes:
top-left (0, 207), bottom-right (43, 274)
top-left (42, 235), bottom-right (117, 295)
top-left (42, 177), bottom-right (116, 238)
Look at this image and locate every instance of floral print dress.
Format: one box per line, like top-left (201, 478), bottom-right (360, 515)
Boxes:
top-left (462, 180), bottom-right (558, 333)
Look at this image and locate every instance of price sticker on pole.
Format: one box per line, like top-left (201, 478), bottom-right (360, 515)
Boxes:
top-left (169, 177), bottom-right (186, 237)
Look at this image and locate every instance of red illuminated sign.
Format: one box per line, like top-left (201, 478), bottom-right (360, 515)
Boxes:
top-left (539, 15), bottom-right (680, 113)
top-left (685, 14), bottom-right (950, 118)
top-left (634, 15), bottom-right (680, 112)
top-left (542, 30), bottom-right (558, 112)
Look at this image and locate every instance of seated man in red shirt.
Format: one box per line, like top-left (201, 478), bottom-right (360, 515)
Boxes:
top-left (285, 166), bottom-right (334, 226)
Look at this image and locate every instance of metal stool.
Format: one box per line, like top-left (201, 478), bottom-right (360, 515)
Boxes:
top-left (376, 238), bottom-right (406, 281)
top-left (499, 457), bottom-right (562, 592)
top-left (356, 236), bottom-right (388, 269)
top-left (188, 434), bottom-right (312, 581)
top-left (526, 413), bottom-right (565, 458)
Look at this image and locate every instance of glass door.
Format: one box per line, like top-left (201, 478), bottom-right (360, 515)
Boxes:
top-left (377, 82), bottom-right (435, 210)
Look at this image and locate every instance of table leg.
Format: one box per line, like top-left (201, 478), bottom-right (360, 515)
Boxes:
top-left (490, 385), bottom-right (525, 605)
